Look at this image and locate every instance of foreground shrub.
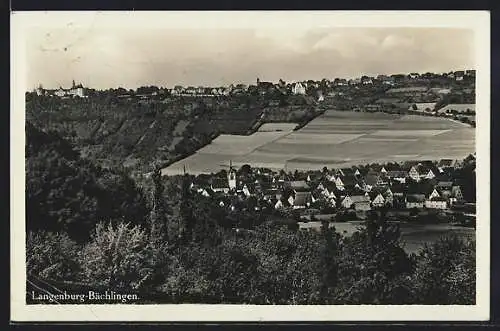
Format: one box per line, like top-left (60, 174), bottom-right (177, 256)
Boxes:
top-left (412, 234), bottom-right (476, 304)
top-left (80, 221), bottom-right (167, 291)
top-left (26, 231), bottom-right (81, 281)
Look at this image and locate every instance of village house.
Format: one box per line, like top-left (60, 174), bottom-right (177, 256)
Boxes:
top-left (406, 194), bottom-right (426, 209)
top-left (288, 180), bottom-right (310, 191)
top-left (408, 72), bottom-right (420, 79)
top-left (334, 78), bottom-right (349, 86)
top-left (454, 70), bottom-right (465, 81)
top-left (405, 162), bottom-right (437, 182)
top-left (348, 78), bottom-right (362, 86)
top-left (291, 191), bottom-right (313, 209)
top-left (377, 75), bottom-right (395, 86)
top-left (425, 197), bottom-right (448, 209)
top-left (210, 178), bottom-right (229, 194)
top-left (262, 188), bottom-right (282, 201)
top-left (465, 69), bottom-right (476, 77)
top-left (292, 82), bottom-right (306, 95)
top-left (361, 76), bottom-right (374, 85)
top-left (386, 170), bottom-right (407, 183)
top-left (433, 182), bottom-right (463, 205)
top-left (274, 198), bottom-right (288, 210)
top-left (363, 171), bottom-right (386, 191)
top-left (319, 181), bottom-right (337, 200)
top-left (242, 183), bottom-right (256, 197)
top-left (50, 81), bottom-right (86, 98)
top-left (370, 191), bottom-right (386, 208)
top-left (384, 187), bottom-right (394, 206)
top-left (352, 195), bottom-right (372, 211)
top-left (256, 78), bottom-right (276, 95)
top-left (428, 187), bottom-right (441, 200)
top-left (437, 159), bottom-right (458, 172)
top-left (390, 183), bottom-right (406, 198)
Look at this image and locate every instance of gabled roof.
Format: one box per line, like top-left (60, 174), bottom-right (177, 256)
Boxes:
top-left (384, 163), bottom-right (402, 171)
top-left (386, 170), bottom-right (407, 178)
top-left (293, 191), bottom-right (312, 206)
top-left (211, 178), bottom-right (229, 189)
top-left (290, 181), bottom-right (311, 192)
top-left (311, 190), bottom-right (323, 200)
top-left (350, 195), bottom-right (371, 203)
top-left (263, 188), bottom-right (280, 196)
top-left (428, 196), bottom-right (447, 202)
top-left (436, 181), bottom-right (453, 188)
top-left (407, 194), bottom-right (426, 202)
top-left (339, 167), bottom-right (355, 177)
top-left (416, 163), bottom-right (438, 175)
top-left (321, 181), bottom-right (337, 192)
top-left (349, 186), bottom-right (367, 196)
top-left (242, 183), bottom-right (256, 193)
top-left (390, 183), bottom-right (407, 194)
top-left (364, 172), bottom-right (380, 186)
top-left (369, 191), bottom-right (385, 201)
top-left (402, 161), bottom-right (420, 171)
top-left (341, 175), bottom-right (358, 186)
top-left (438, 159), bottom-right (455, 168)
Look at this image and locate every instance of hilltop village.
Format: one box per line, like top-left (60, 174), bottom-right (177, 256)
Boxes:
top-left (179, 153), bottom-right (476, 229)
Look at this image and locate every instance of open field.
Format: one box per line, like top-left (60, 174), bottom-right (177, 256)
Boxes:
top-left (197, 131), bottom-right (292, 156)
top-left (162, 110), bottom-right (475, 175)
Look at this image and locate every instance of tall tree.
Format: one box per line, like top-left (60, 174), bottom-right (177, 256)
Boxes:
top-left (150, 167), bottom-right (168, 244)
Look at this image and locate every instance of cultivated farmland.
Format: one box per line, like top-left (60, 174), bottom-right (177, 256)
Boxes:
top-left (161, 110), bottom-right (475, 175)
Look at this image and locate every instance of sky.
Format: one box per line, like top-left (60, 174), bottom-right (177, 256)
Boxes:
top-left (26, 27), bottom-right (474, 90)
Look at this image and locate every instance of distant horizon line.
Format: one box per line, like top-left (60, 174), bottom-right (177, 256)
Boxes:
top-left (30, 68), bottom-right (476, 92)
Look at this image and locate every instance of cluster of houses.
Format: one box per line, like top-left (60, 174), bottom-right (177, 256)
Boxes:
top-left (35, 81), bottom-right (86, 98)
top-left (185, 156), bottom-right (474, 218)
top-left (33, 69), bottom-right (475, 103)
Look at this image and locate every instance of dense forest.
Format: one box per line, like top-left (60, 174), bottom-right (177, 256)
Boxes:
top-left (26, 122), bottom-right (476, 305)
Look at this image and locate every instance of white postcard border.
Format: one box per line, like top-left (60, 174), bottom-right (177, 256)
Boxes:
top-left (10, 10), bottom-right (490, 322)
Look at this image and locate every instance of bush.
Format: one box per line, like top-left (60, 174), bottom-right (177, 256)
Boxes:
top-left (80, 221), bottom-right (167, 291)
top-left (26, 231), bottom-right (81, 281)
top-left (411, 234), bottom-right (475, 304)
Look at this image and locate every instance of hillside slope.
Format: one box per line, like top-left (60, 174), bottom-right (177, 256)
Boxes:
top-left (26, 94), bottom-right (324, 172)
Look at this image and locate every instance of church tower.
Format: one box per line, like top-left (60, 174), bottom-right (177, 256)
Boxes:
top-left (228, 160), bottom-right (236, 190)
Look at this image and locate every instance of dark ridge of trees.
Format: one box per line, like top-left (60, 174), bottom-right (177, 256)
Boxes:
top-left (26, 122), bottom-right (149, 242)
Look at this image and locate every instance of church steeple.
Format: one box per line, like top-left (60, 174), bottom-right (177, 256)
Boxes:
top-left (228, 160), bottom-right (236, 190)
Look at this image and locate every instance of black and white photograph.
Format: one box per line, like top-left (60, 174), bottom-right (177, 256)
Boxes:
top-left (11, 11), bottom-right (490, 321)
